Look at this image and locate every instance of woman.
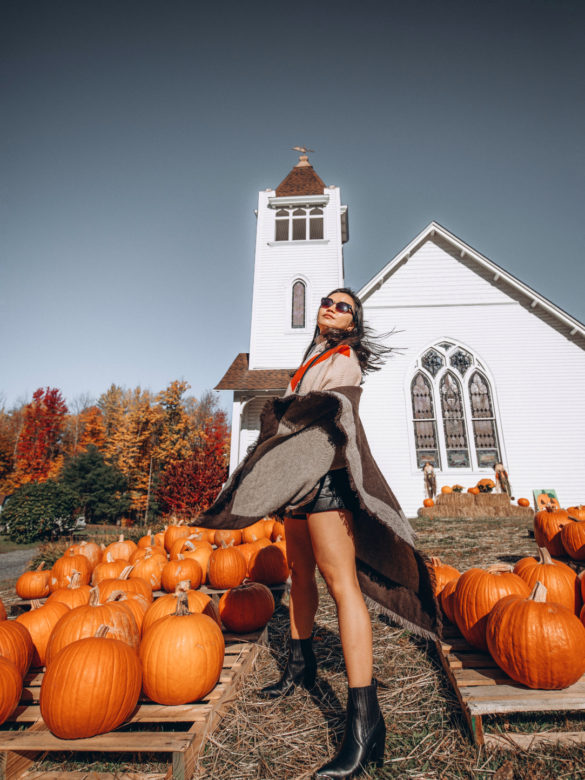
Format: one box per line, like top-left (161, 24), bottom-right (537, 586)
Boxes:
top-left (199, 289), bottom-right (441, 779)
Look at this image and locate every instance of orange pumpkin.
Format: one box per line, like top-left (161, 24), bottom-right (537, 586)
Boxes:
top-left (45, 588), bottom-right (140, 665)
top-left (534, 505), bottom-right (571, 557)
top-left (161, 556), bottom-right (203, 592)
top-left (440, 578), bottom-right (458, 624)
top-left (517, 498), bottom-right (530, 508)
top-left (16, 600), bottom-right (70, 667)
top-left (0, 598), bottom-right (5, 622)
top-left (219, 582), bottom-right (275, 633)
top-left (46, 570), bottom-right (92, 609)
top-left (249, 544), bottom-right (289, 586)
top-left (426, 557), bottom-right (460, 597)
top-left (91, 559), bottom-right (127, 585)
top-left (103, 535), bottom-right (137, 563)
top-left (514, 547), bottom-right (581, 614)
top-left (486, 582), bottom-right (585, 689)
top-left (214, 528), bottom-right (243, 548)
top-left (50, 554), bottom-right (91, 591)
top-left (207, 546), bottom-right (247, 589)
top-left (65, 541), bottom-right (102, 571)
top-left (271, 520), bottom-right (285, 542)
top-left (40, 626), bottom-right (142, 738)
top-left (105, 591), bottom-right (150, 636)
top-left (568, 505), bottom-right (585, 522)
top-left (140, 593), bottom-right (225, 705)
top-left (142, 582), bottom-right (219, 634)
top-left (561, 521), bottom-right (585, 561)
top-left (16, 563), bottom-right (51, 600)
top-left (0, 657), bottom-right (22, 726)
top-left (476, 479), bottom-right (495, 493)
top-left (98, 565), bottom-right (152, 603)
top-left (440, 486), bottom-right (452, 494)
top-left (423, 498), bottom-right (434, 508)
top-left (242, 519), bottom-right (270, 543)
top-left (0, 620), bottom-right (34, 677)
top-left (453, 564), bottom-right (530, 651)
top-left (468, 486), bottom-right (480, 495)
top-left (130, 553), bottom-right (166, 591)
top-left (164, 524), bottom-right (191, 553)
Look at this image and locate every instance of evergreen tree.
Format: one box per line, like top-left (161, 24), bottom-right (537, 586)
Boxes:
top-left (60, 445), bottom-right (130, 524)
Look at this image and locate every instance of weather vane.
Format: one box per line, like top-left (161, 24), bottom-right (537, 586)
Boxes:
top-left (291, 146), bottom-right (315, 155)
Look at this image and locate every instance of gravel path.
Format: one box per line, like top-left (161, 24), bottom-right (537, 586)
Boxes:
top-left (0, 548), bottom-right (38, 586)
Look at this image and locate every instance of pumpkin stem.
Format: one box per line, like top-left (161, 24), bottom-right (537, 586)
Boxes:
top-left (486, 564), bottom-right (514, 573)
top-left (537, 547), bottom-right (554, 565)
top-left (529, 581), bottom-right (548, 602)
top-left (174, 591), bottom-right (192, 616)
top-left (429, 556), bottom-right (442, 567)
top-left (36, 562), bottom-right (45, 571)
top-left (174, 580), bottom-right (191, 594)
top-left (119, 565), bottom-right (134, 580)
top-left (30, 600), bottom-right (43, 609)
top-left (177, 553), bottom-right (184, 560)
top-left (68, 570), bottom-right (82, 589)
top-left (95, 625), bottom-right (110, 638)
top-left (89, 587), bottom-right (102, 607)
top-left (183, 540), bottom-right (195, 551)
top-left (105, 591), bottom-right (126, 603)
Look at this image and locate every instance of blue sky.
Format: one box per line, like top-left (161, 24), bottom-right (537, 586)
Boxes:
top-left (2, 0), bottom-right (584, 413)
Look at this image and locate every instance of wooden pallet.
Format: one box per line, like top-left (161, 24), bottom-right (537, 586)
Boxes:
top-left (0, 627), bottom-right (267, 780)
top-left (437, 623), bottom-right (585, 750)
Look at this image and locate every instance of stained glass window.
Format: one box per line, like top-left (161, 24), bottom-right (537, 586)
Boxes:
top-left (291, 281), bottom-right (306, 328)
top-left (440, 372), bottom-right (470, 468)
top-left (450, 348), bottom-right (473, 375)
top-left (421, 349), bottom-right (443, 377)
top-left (469, 372), bottom-right (500, 467)
top-left (411, 373), bottom-right (441, 468)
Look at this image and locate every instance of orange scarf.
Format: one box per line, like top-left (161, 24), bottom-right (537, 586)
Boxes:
top-left (290, 344), bottom-right (351, 393)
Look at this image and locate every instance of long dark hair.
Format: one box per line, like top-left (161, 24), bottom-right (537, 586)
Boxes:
top-left (300, 287), bottom-right (394, 374)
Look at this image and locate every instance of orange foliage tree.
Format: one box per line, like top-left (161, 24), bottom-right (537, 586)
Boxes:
top-left (9, 388), bottom-right (68, 490)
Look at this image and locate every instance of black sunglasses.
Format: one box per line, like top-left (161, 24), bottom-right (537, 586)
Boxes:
top-left (320, 296), bottom-right (354, 316)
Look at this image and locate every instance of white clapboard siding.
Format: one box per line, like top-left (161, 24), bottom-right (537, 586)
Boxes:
top-left (249, 188), bottom-right (344, 369)
top-left (360, 240), bottom-right (585, 517)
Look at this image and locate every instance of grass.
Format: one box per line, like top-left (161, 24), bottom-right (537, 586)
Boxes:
top-left (7, 515), bottom-right (585, 779)
top-left (0, 534), bottom-right (38, 554)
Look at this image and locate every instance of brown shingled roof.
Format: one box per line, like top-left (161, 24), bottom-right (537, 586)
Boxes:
top-left (275, 156), bottom-right (326, 197)
top-left (215, 353), bottom-right (293, 391)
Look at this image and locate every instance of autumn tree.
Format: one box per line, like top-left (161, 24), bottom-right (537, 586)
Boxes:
top-left (10, 388), bottom-right (68, 489)
top-left (157, 410), bottom-right (230, 518)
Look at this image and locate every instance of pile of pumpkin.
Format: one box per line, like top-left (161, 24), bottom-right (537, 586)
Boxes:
top-left (429, 503), bottom-right (585, 690)
top-left (0, 518), bottom-right (287, 739)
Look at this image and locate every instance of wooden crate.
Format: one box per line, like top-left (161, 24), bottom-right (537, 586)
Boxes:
top-left (0, 627), bottom-right (267, 780)
top-left (437, 623), bottom-right (585, 750)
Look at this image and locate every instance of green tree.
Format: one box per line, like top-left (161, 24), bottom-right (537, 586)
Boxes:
top-left (2, 480), bottom-right (78, 543)
top-left (60, 445), bottom-right (130, 524)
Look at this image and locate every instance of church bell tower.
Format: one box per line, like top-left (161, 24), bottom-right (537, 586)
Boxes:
top-left (216, 152), bottom-right (349, 470)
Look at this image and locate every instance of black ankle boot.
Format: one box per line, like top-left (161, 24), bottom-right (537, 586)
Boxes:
top-left (259, 637), bottom-right (316, 699)
top-left (314, 680), bottom-right (385, 779)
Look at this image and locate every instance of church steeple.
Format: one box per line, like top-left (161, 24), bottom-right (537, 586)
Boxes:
top-left (275, 154), bottom-right (326, 197)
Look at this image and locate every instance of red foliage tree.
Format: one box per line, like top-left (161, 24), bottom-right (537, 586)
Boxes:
top-left (12, 388), bottom-right (68, 487)
top-left (157, 411), bottom-right (230, 518)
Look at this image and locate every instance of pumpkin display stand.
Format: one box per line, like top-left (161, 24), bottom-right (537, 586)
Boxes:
top-left (418, 493), bottom-right (533, 520)
top-left (437, 622), bottom-right (585, 749)
top-left (0, 626), bottom-right (267, 780)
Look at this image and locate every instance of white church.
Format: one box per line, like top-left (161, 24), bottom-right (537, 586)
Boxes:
top-left (216, 154), bottom-right (585, 517)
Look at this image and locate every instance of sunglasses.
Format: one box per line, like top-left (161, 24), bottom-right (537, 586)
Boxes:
top-left (320, 297), bottom-right (354, 316)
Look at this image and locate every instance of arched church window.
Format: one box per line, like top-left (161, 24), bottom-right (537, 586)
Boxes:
top-left (411, 372), bottom-right (441, 468)
top-left (291, 280), bottom-right (306, 328)
top-left (440, 372), bottom-right (470, 467)
top-left (309, 208), bottom-right (324, 240)
top-left (469, 371), bottom-right (501, 467)
top-left (275, 209), bottom-right (289, 242)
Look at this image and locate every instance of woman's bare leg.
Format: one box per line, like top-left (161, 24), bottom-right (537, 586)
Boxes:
top-left (284, 515), bottom-right (318, 639)
top-left (307, 509), bottom-right (373, 687)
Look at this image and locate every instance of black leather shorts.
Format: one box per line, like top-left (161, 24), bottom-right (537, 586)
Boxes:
top-left (292, 469), bottom-right (356, 516)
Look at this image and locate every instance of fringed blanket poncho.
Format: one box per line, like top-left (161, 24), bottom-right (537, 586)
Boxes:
top-left (199, 386), bottom-right (442, 640)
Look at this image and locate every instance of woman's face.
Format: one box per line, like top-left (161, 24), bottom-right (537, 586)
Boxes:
top-left (317, 291), bottom-right (356, 334)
